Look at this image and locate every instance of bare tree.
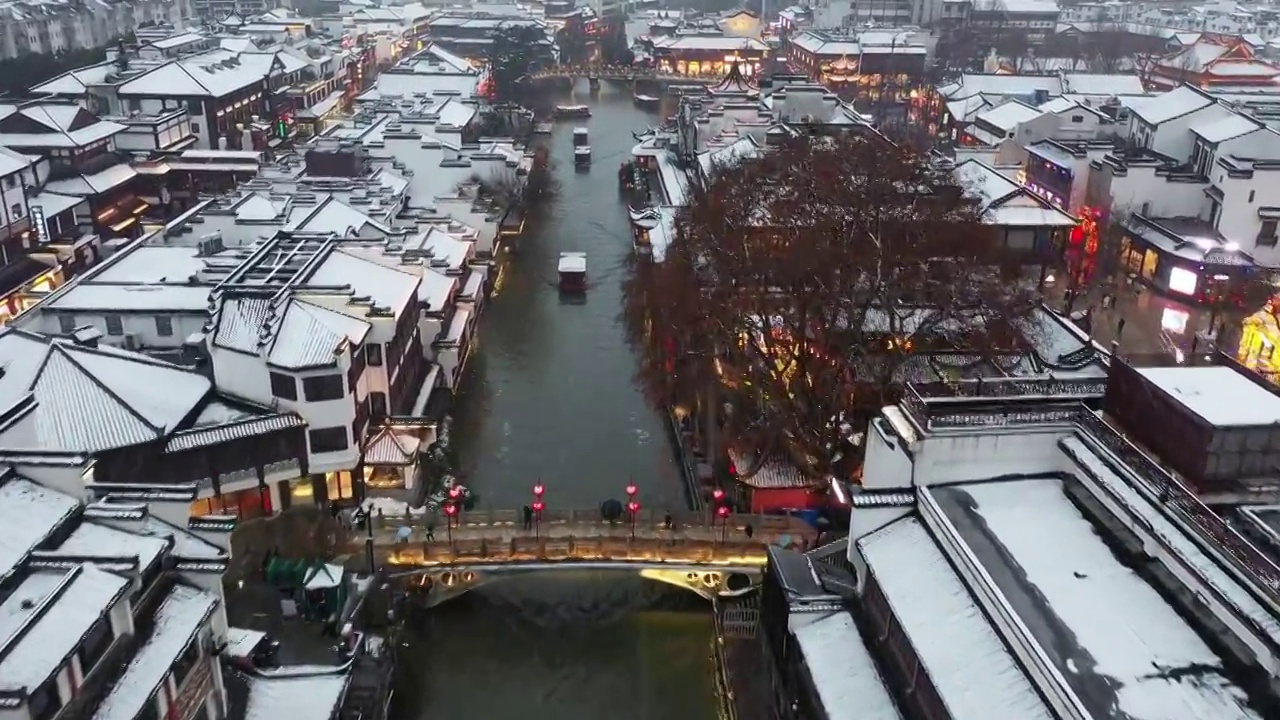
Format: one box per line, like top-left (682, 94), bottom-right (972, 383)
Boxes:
top-left (623, 135), bottom-right (1040, 478)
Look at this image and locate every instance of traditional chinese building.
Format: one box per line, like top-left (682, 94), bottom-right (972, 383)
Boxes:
top-left (1145, 35), bottom-right (1280, 90)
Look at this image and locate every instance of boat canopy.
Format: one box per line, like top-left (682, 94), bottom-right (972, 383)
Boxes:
top-left (558, 252), bottom-right (587, 274)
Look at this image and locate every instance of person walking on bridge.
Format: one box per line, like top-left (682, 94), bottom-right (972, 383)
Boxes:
top-left (522, 504), bottom-right (533, 531)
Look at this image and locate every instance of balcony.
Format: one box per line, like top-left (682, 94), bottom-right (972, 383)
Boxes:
top-left (92, 414), bottom-right (308, 494)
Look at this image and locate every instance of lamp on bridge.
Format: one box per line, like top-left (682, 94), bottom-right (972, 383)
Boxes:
top-left (443, 501), bottom-right (458, 544)
top-left (716, 505), bottom-right (731, 543)
top-left (625, 482), bottom-right (638, 498)
top-left (626, 499), bottom-right (641, 541)
top-left (532, 500), bottom-right (545, 540)
top-left (533, 482), bottom-right (545, 499)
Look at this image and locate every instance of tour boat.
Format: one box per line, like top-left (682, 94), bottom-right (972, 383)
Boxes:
top-left (558, 252), bottom-right (588, 292)
top-left (533, 122), bottom-right (554, 135)
top-left (572, 127), bottom-right (589, 147)
top-left (554, 104), bottom-right (591, 118)
top-left (588, 75), bottom-right (601, 92)
top-left (633, 93), bottom-right (660, 107)
top-left (574, 145), bottom-right (592, 165)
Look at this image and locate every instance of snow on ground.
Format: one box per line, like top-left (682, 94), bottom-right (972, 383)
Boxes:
top-left (790, 611), bottom-right (902, 720)
top-left (957, 477), bottom-right (1261, 720)
top-left (365, 497), bottom-right (427, 517)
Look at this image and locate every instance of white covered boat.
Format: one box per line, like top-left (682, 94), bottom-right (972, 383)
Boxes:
top-left (574, 145), bottom-right (592, 165)
top-left (555, 104), bottom-right (591, 118)
top-left (558, 252), bottom-right (587, 292)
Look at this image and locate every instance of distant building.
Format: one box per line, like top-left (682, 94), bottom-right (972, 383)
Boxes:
top-left (0, 0), bottom-right (192, 59)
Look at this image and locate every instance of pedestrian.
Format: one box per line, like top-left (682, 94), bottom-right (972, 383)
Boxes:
top-left (663, 512), bottom-right (673, 530)
top-left (522, 504), bottom-right (533, 530)
top-left (426, 524), bottom-right (436, 542)
top-left (744, 523), bottom-right (754, 540)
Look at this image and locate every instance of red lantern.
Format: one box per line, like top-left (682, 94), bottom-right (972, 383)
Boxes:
top-left (627, 500), bottom-right (641, 514)
top-left (716, 506), bottom-right (731, 518)
top-left (625, 483), bottom-right (638, 497)
top-left (532, 483), bottom-right (545, 497)
top-left (712, 488), bottom-right (725, 502)
top-left (448, 486), bottom-right (462, 499)
top-left (444, 503), bottom-right (458, 516)
top-left (532, 501), bottom-right (544, 513)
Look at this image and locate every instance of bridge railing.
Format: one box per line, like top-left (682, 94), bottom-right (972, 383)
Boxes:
top-left (373, 507), bottom-right (800, 534)
top-left (380, 535), bottom-right (782, 566)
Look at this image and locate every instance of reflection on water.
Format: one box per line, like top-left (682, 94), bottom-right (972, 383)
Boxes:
top-left (396, 574), bottom-right (719, 720)
top-left (401, 84), bottom-right (718, 720)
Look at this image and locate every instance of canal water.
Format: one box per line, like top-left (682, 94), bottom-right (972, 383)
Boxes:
top-left (395, 84), bottom-right (721, 720)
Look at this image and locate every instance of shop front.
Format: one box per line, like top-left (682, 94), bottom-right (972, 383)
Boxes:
top-left (1119, 217), bottom-right (1254, 305)
top-left (290, 470), bottom-right (360, 506)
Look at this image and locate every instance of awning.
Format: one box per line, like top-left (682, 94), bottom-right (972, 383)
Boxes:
top-left (109, 217), bottom-right (138, 233)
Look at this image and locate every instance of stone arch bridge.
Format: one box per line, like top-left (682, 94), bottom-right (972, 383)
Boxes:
top-left (359, 508), bottom-right (814, 607)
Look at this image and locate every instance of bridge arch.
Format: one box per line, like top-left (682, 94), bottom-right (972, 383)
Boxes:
top-left (395, 562), bottom-right (763, 608)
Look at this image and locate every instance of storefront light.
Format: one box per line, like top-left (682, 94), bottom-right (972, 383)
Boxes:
top-left (1169, 266), bottom-right (1199, 296)
top-left (1162, 306), bottom-right (1190, 334)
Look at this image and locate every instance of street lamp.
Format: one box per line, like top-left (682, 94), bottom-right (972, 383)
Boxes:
top-left (447, 485), bottom-right (463, 523)
top-left (627, 499), bottom-right (641, 540)
top-left (710, 488), bottom-right (725, 525)
top-left (532, 500), bottom-right (544, 540)
top-left (625, 482), bottom-right (638, 498)
top-left (717, 505), bottom-right (731, 543)
top-left (443, 501), bottom-right (458, 545)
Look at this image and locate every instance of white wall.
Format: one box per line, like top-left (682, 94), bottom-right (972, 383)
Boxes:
top-left (1214, 170), bottom-right (1280, 267)
top-left (1151, 105), bottom-right (1233, 162)
top-left (1099, 164), bottom-right (1209, 219)
top-left (37, 310), bottom-right (206, 349)
top-left (210, 345), bottom-right (273, 403)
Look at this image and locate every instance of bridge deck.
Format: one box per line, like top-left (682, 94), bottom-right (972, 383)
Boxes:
top-left (359, 509), bottom-right (814, 568)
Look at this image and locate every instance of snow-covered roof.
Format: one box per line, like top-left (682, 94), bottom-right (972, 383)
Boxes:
top-left (0, 103), bottom-right (125, 149)
top-left (44, 163), bottom-right (138, 196)
top-left (93, 584), bottom-right (219, 720)
top-left (975, 99), bottom-right (1044, 132)
top-left (224, 627), bottom-right (267, 659)
top-left (0, 330), bottom-right (212, 453)
top-left (243, 669), bottom-right (351, 720)
top-left (53, 520), bottom-right (170, 572)
top-left (117, 50), bottom-right (310, 98)
top-left (303, 562), bottom-right (345, 590)
top-left (940, 74), bottom-right (1064, 101)
top-left (1190, 112), bottom-right (1262, 143)
top-left (1060, 73), bottom-right (1147, 96)
top-left (1130, 86), bottom-right (1217, 126)
top-left (26, 190), bottom-right (85, 218)
top-left (92, 246), bottom-right (207, 285)
top-left (649, 34), bottom-right (768, 51)
top-left (790, 611), bottom-right (902, 720)
top-left (953, 159), bottom-right (1076, 227)
top-left (858, 518), bottom-right (1055, 720)
top-left (266, 298), bottom-right (371, 370)
top-left (0, 476), bottom-right (80, 581)
top-left (45, 283), bottom-right (213, 312)
top-left (86, 502), bottom-right (227, 562)
top-left (0, 565), bottom-right (131, 695)
top-left (308, 249), bottom-right (420, 315)
top-left (1138, 366), bottom-right (1280, 427)
top-left (364, 426), bottom-right (420, 465)
top-left (934, 477), bottom-right (1263, 719)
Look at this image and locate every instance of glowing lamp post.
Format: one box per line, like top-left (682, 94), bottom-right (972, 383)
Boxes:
top-left (531, 482), bottom-right (546, 539)
top-left (710, 488), bottom-right (725, 525)
top-left (443, 502), bottom-right (458, 545)
top-left (716, 505), bottom-right (731, 543)
top-left (625, 482), bottom-right (638, 498)
top-left (627, 499), bottom-right (641, 540)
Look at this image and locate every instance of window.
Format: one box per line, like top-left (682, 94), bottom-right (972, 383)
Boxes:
top-left (309, 426), bottom-right (349, 453)
top-left (269, 372), bottom-right (298, 400)
top-left (155, 315), bottom-right (174, 337)
top-left (80, 618), bottom-right (113, 674)
top-left (10, 203), bottom-right (21, 218)
top-left (105, 315), bottom-right (124, 336)
top-left (302, 374), bottom-right (345, 401)
top-left (191, 121), bottom-right (201, 134)
top-left (1250, 190), bottom-right (1257, 203)
top-left (370, 391), bottom-right (387, 419)
top-left (27, 676), bottom-right (61, 720)
top-left (3, 175), bottom-right (14, 189)
top-left (1261, 220), bottom-right (1279, 246)
top-left (366, 343), bottom-right (383, 367)
top-left (58, 314), bottom-right (75, 334)
top-left (1070, 114), bottom-right (1084, 123)
top-left (173, 638), bottom-right (201, 687)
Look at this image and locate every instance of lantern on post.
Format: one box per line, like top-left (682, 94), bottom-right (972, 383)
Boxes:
top-left (443, 502), bottom-right (458, 545)
top-left (531, 500), bottom-right (545, 541)
top-left (716, 505), bottom-right (731, 543)
top-left (627, 499), bottom-right (641, 540)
